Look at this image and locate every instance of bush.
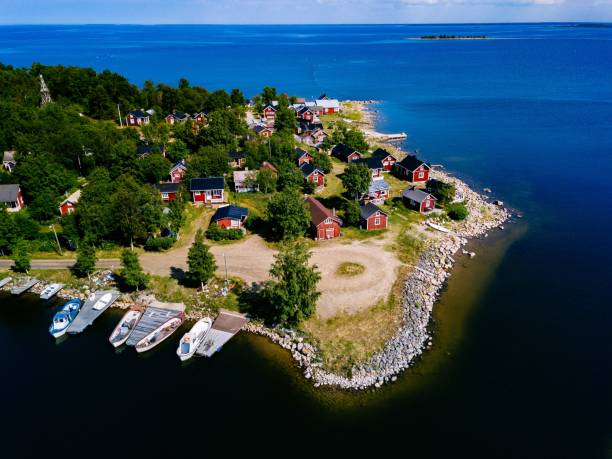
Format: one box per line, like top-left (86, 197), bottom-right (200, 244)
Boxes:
top-left (144, 237), bottom-right (175, 251)
top-left (447, 203), bottom-right (469, 221)
top-left (343, 200), bottom-right (361, 227)
top-left (206, 223), bottom-right (244, 241)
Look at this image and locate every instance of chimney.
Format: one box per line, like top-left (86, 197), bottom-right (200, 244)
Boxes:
top-left (332, 208), bottom-right (336, 216)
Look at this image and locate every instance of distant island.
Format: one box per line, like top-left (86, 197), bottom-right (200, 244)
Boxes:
top-left (420, 35), bottom-right (488, 40)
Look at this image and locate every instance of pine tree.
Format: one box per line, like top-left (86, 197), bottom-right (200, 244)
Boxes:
top-left (12, 243), bottom-right (31, 274)
top-left (120, 249), bottom-right (149, 291)
top-left (74, 243), bottom-right (97, 279)
top-left (187, 230), bottom-right (217, 289)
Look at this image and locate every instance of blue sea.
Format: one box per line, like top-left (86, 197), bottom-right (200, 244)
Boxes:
top-left (1, 24), bottom-right (611, 458)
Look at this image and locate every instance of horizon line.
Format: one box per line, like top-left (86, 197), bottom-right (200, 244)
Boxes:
top-left (0, 21), bottom-right (610, 26)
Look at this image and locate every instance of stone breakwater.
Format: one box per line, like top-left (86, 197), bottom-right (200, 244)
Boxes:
top-left (243, 175), bottom-right (509, 390)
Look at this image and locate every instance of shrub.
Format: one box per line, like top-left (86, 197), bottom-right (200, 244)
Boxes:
top-left (447, 202), bottom-right (469, 221)
top-left (206, 223), bottom-right (244, 241)
top-left (144, 237), bottom-right (175, 251)
top-left (343, 200), bottom-right (361, 227)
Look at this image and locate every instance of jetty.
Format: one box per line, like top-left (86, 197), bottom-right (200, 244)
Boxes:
top-left (196, 309), bottom-right (249, 357)
top-left (11, 278), bottom-right (39, 295)
top-left (0, 277), bottom-right (11, 289)
top-left (67, 290), bottom-right (120, 334)
top-left (363, 130), bottom-right (407, 141)
top-left (126, 305), bottom-right (184, 347)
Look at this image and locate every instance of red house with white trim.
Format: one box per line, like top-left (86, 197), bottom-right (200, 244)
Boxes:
top-left (360, 203), bottom-right (388, 230)
top-left (0, 184), bottom-right (24, 212)
top-left (332, 144), bottom-right (362, 163)
top-left (305, 196), bottom-right (342, 240)
top-left (169, 159), bottom-right (187, 183)
top-left (59, 190), bottom-right (81, 216)
top-left (253, 124), bottom-right (274, 138)
top-left (395, 155), bottom-right (430, 183)
top-left (402, 187), bottom-right (437, 214)
top-left (155, 182), bottom-right (180, 202)
top-left (211, 205), bottom-right (249, 229)
top-left (300, 163), bottom-right (325, 189)
top-left (190, 177), bottom-right (225, 205)
top-left (295, 148), bottom-right (313, 167)
top-left (126, 110), bottom-right (150, 127)
top-left (262, 104), bottom-right (277, 122)
top-left (372, 148), bottom-right (397, 171)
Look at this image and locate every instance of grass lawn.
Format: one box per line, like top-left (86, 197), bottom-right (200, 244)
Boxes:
top-left (230, 191), bottom-right (272, 219)
top-left (336, 262), bottom-right (365, 277)
top-left (29, 269), bottom-right (83, 287)
top-left (319, 161), bottom-right (346, 198)
top-left (173, 205), bottom-right (210, 249)
top-left (302, 269), bottom-right (405, 375)
top-left (340, 226), bottom-right (387, 241)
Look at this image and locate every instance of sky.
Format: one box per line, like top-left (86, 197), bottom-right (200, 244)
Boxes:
top-left (0, 0), bottom-right (611, 24)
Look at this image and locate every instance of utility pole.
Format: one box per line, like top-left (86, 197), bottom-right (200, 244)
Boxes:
top-left (117, 104), bottom-right (123, 127)
top-left (223, 253), bottom-right (228, 285)
top-left (49, 224), bottom-right (62, 255)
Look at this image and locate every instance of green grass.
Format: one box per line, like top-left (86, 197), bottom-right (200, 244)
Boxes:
top-left (319, 161), bottom-right (346, 198)
top-left (336, 262), bottom-right (365, 277)
top-left (173, 205), bottom-right (210, 249)
top-left (392, 228), bottom-right (425, 264)
top-left (230, 192), bottom-right (272, 219)
top-left (341, 226), bottom-right (386, 241)
top-left (29, 269), bottom-right (83, 287)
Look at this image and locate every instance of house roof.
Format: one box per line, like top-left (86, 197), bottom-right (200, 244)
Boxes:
top-left (60, 189), bottom-right (81, 205)
top-left (305, 196), bottom-right (341, 226)
top-left (315, 99), bottom-right (340, 109)
top-left (253, 124), bottom-right (273, 134)
top-left (353, 157), bottom-right (384, 171)
top-left (228, 150), bottom-right (245, 160)
top-left (372, 148), bottom-right (396, 161)
top-left (332, 143), bottom-right (361, 161)
top-left (213, 205), bottom-right (249, 222)
top-left (261, 161), bottom-right (278, 173)
top-left (170, 159), bottom-right (187, 172)
top-left (190, 177), bottom-right (225, 191)
top-left (402, 187), bottom-right (436, 204)
top-left (0, 184), bottom-right (20, 203)
top-left (397, 155), bottom-right (429, 172)
top-left (233, 170), bottom-right (257, 187)
top-left (155, 182), bottom-right (180, 194)
top-left (360, 202), bottom-right (387, 220)
top-left (263, 104), bottom-right (277, 112)
top-left (129, 110), bottom-right (149, 119)
top-left (295, 148), bottom-right (312, 160)
top-left (368, 178), bottom-right (390, 194)
top-left (137, 144), bottom-right (165, 158)
top-left (299, 163), bottom-right (324, 178)
top-left (168, 110), bottom-right (189, 120)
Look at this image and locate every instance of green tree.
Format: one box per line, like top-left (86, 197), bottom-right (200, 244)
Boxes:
top-left (426, 179), bottom-right (455, 206)
top-left (446, 202), bottom-right (469, 221)
top-left (74, 242), bottom-right (97, 279)
top-left (312, 151), bottom-right (332, 174)
top-left (230, 88), bottom-right (245, 107)
top-left (344, 200), bottom-right (362, 227)
top-left (166, 198), bottom-right (185, 235)
top-left (12, 243), bottom-right (31, 273)
top-left (76, 168), bottom-right (115, 244)
top-left (261, 86), bottom-right (277, 104)
top-left (29, 189), bottom-right (60, 222)
top-left (120, 249), bottom-right (149, 291)
top-left (0, 210), bottom-right (18, 255)
top-left (256, 167), bottom-right (277, 193)
top-left (187, 230), bottom-right (217, 289)
top-left (263, 241), bottom-right (321, 326)
top-left (341, 162), bottom-right (371, 199)
top-left (266, 188), bottom-right (310, 240)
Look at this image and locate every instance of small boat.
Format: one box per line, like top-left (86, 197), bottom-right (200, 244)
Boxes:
top-left (40, 283), bottom-right (64, 300)
top-left (426, 221), bottom-right (452, 234)
top-left (92, 292), bottom-right (112, 311)
top-left (0, 277), bottom-right (11, 288)
top-left (176, 318), bottom-right (212, 361)
top-left (49, 299), bottom-right (82, 338)
top-left (135, 315), bottom-right (184, 353)
top-left (109, 310), bottom-right (142, 348)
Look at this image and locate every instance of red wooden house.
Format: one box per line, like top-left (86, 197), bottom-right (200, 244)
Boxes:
top-left (192, 111), bottom-right (208, 125)
top-left (372, 148), bottom-right (397, 171)
top-left (402, 187), bottom-right (437, 214)
top-left (155, 182), bottom-right (180, 202)
top-left (305, 196), bottom-right (342, 240)
top-left (253, 124), bottom-right (274, 138)
top-left (362, 178), bottom-right (390, 205)
top-left (211, 205), bottom-right (249, 229)
top-left (169, 159), bottom-right (187, 183)
top-left (165, 110), bottom-right (190, 125)
top-left (262, 104), bottom-right (277, 122)
top-left (190, 177), bottom-right (225, 205)
top-left (126, 110), bottom-right (150, 127)
top-left (353, 157), bottom-right (384, 180)
top-left (300, 163), bottom-right (325, 189)
top-left (297, 106), bottom-right (316, 122)
top-left (295, 148), bottom-right (313, 167)
top-left (332, 143), bottom-right (362, 163)
top-left (59, 190), bottom-right (81, 216)
top-left (360, 203), bottom-right (388, 230)
top-left (0, 184), bottom-right (24, 212)
top-left (395, 155), bottom-right (430, 182)
top-left (261, 161), bottom-right (279, 178)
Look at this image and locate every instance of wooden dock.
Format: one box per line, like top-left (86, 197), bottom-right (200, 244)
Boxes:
top-left (67, 290), bottom-right (120, 334)
top-left (126, 306), bottom-right (184, 347)
top-left (10, 278), bottom-right (39, 295)
top-left (0, 277), bottom-right (11, 289)
top-left (196, 309), bottom-right (249, 357)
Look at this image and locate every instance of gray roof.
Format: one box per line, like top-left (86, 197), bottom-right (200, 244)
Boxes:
top-left (0, 184), bottom-right (20, 203)
top-left (402, 187), bottom-right (436, 204)
top-left (397, 155), bottom-right (428, 171)
top-left (360, 202), bottom-right (387, 220)
top-left (190, 177), bottom-right (224, 191)
top-left (368, 178), bottom-right (390, 194)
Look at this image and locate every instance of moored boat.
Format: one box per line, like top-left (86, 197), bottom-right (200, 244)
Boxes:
top-left (176, 318), bottom-right (212, 361)
top-left (40, 283), bottom-right (64, 300)
top-left (109, 310), bottom-right (142, 348)
top-left (135, 313), bottom-right (184, 353)
top-left (49, 299), bottom-right (82, 338)
top-left (92, 292), bottom-right (113, 311)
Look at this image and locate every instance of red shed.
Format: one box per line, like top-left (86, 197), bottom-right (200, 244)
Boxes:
top-left (300, 163), bottom-right (325, 188)
top-left (155, 182), bottom-right (180, 202)
top-left (360, 203), bottom-right (388, 230)
top-left (211, 205), bottom-right (249, 229)
top-left (295, 148), bottom-right (313, 167)
top-left (59, 190), bottom-right (81, 216)
top-left (395, 155), bottom-right (430, 183)
top-left (169, 159), bottom-right (187, 183)
top-left (305, 196), bottom-right (342, 240)
top-left (372, 148), bottom-right (397, 171)
top-left (190, 177), bottom-right (225, 205)
top-left (402, 187), bottom-right (437, 214)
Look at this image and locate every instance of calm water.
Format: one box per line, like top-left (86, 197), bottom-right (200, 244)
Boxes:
top-left (1, 24), bottom-right (612, 458)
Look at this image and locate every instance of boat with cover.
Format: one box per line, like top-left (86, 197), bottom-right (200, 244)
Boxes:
top-left (49, 299), bottom-right (82, 338)
top-left (176, 318), bottom-right (212, 361)
top-left (109, 310), bottom-right (142, 348)
top-left (135, 314), bottom-right (184, 353)
top-left (92, 292), bottom-right (113, 311)
top-left (40, 283), bottom-right (64, 300)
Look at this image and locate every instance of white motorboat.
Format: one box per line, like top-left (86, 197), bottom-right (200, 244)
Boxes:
top-left (176, 318), bottom-right (212, 361)
top-left (135, 314), bottom-right (185, 353)
top-left (40, 283), bottom-right (64, 300)
top-left (426, 221), bottom-right (452, 234)
top-left (92, 292), bottom-right (112, 311)
top-left (109, 310), bottom-right (142, 348)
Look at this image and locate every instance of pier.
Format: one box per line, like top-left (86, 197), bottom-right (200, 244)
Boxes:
top-left (0, 277), bottom-right (11, 289)
top-left (67, 290), bottom-right (120, 334)
top-left (196, 309), bottom-right (249, 357)
top-left (363, 130), bottom-right (407, 141)
top-left (126, 306), bottom-right (184, 347)
top-left (11, 278), bottom-right (39, 295)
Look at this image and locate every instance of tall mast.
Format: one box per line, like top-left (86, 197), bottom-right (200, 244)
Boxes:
top-left (39, 74), bottom-right (52, 107)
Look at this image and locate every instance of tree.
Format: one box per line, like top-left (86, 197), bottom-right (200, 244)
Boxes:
top-left (230, 88), bottom-right (245, 107)
top-left (266, 188), bottom-right (310, 240)
top-left (447, 202), bottom-right (469, 221)
top-left (312, 151), bottom-right (332, 174)
top-left (29, 189), bottom-right (60, 222)
top-left (187, 230), bottom-right (217, 289)
top-left (12, 243), bottom-right (31, 273)
top-left (120, 249), bottom-right (149, 291)
top-left (74, 242), bottom-right (97, 279)
top-left (344, 200), bottom-right (362, 227)
top-left (426, 179), bottom-right (455, 206)
top-left (256, 167), bottom-right (277, 193)
top-left (263, 241), bottom-right (321, 326)
top-left (137, 154), bottom-right (172, 184)
top-left (166, 198), bottom-right (185, 235)
top-left (261, 86), bottom-right (277, 104)
top-left (273, 95), bottom-right (294, 133)
top-left (341, 162), bottom-right (371, 199)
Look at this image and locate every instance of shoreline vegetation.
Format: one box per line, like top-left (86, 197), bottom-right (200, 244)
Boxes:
top-left (0, 98), bottom-right (511, 391)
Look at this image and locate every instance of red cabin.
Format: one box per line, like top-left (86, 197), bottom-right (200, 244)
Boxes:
top-left (300, 163), bottom-right (325, 188)
top-left (360, 203), bottom-right (388, 230)
top-left (169, 159), bottom-right (187, 183)
top-left (372, 148), bottom-right (397, 171)
top-left (262, 104), bottom-right (277, 121)
top-left (190, 177), bottom-right (225, 205)
top-left (295, 148), bottom-right (313, 167)
top-left (0, 184), bottom-right (24, 212)
top-left (126, 110), bottom-right (150, 127)
top-left (402, 187), bottom-right (437, 214)
top-left (58, 190), bottom-right (81, 216)
top-left (395, 155), bottom-right (430, 183)
top-left (305, 196), bottom-right (342, 240)
top-left (332, 144), bottom-right (362, 163)
top-left (155, 182), bottom-right (180, 202)
top-left (211, 205), bottom-right (249, 229)
top-left (253, 125), bottom-right (274, 138)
